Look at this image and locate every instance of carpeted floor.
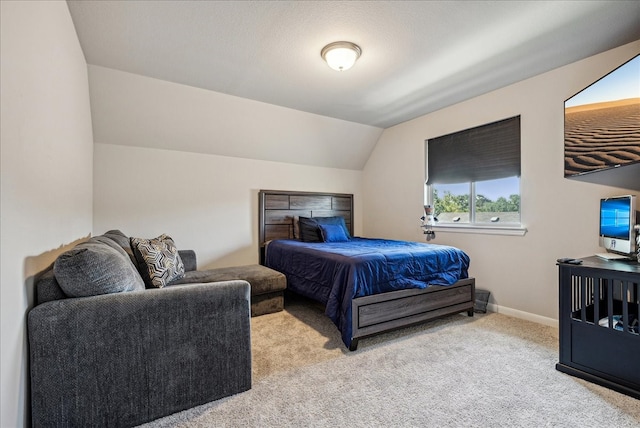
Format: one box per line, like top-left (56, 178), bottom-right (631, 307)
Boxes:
top-left (140, 295), bottom-right (640, 427)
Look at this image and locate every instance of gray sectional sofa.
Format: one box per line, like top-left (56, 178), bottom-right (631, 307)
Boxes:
top-left (28, 230), bottom-right (252, 427)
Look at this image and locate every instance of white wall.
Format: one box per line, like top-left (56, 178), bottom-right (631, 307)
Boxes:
top-left (1, 5), bottom-right (633, 423)
top-left (94, 143), bottom-right (362, 269)
top-left (90, 66), bottom-right (366, 268)
top-left (0, 2), bottom-right (94, 427)
top-left (93, 40), bottom-right (638, 320)
top-left (363, 40), bottom-right (640, 325)
top-left (88, 65), bottom-right (383, 171)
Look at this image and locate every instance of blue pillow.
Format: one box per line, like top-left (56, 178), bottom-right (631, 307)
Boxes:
top-left (299, 216), bottom-right (352, 242)
top-left (319, 224), bottom-right (350, 242)
top-left (315, 216), bottom-right (351, 238)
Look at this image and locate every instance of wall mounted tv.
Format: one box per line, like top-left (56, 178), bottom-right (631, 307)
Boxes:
top-left (564, 54), bottom-right (640, 190)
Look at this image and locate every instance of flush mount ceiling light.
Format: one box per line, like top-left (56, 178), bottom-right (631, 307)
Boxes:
top-left (321, 41), bottom-right (362, 71)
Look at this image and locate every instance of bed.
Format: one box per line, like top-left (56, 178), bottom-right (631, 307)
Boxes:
top-left (259, 189), bottom-right (475, 350)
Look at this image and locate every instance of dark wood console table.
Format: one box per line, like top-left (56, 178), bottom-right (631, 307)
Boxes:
top-left (557, 256), bottom-right (639, 398)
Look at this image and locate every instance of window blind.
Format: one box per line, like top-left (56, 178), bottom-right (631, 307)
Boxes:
top-left (426, 116), bottom-right (521, 184)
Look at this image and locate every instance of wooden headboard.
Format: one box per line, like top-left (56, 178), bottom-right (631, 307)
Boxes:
top-left (258, 189), bottom-right (354, 263)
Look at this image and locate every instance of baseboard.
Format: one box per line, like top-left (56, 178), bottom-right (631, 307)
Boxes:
top-left (486, 302), bottom-right (558, 328)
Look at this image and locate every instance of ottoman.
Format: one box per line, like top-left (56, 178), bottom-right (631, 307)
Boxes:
top-left (191, 265), bottom-right (286, 316)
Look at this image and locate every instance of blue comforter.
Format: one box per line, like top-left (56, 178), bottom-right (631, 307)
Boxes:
top-left (264, 238), bottom-right (470, 348)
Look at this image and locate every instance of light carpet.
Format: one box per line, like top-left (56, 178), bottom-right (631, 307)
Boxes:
top-left (140, 295), bottom-right (639, 427)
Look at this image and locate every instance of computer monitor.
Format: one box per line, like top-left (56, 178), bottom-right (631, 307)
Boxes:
top-left (599, 195), bottom-right (638, 257)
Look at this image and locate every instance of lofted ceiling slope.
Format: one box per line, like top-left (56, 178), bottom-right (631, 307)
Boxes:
top-left (67, 1), bottom-right (640, 169)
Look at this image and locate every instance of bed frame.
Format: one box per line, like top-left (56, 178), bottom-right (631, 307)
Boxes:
top-left (258, 189), bottom-right (476, 350)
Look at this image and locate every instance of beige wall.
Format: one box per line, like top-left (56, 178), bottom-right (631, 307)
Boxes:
top-left (0, 1), bottom-right (94, 426)
top-left (88, 65), bottom-right (383, 170)
top-left (363, 40), bottom-right (640, 325)
top-left (94, 143), bottom-right (362, 269)
top-left (90, 66), bottom-right (366, 269)
top-left (1, 3), bottom-right (637, 424)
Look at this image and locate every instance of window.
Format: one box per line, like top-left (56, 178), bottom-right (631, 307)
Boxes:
top-left (431, 176), bottom-right (520, 224)
top-left (426, 116), bottom-right (523, 232)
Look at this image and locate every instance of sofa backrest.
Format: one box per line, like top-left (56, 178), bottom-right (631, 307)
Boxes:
top-left (35, 267), bottom-right (67, 305)
top-left (34, 231), bottom-right (198, 306)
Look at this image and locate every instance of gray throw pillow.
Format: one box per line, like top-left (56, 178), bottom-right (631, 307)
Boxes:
top-left (130, 234), bottom-right (185, 288)
top-left (102, 229), bottom-right (139, 267)
top-left (54, 238), bottom-right (146, 297)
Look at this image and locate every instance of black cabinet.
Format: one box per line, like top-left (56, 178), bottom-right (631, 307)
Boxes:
top-left (556, 257), bottom-right (640, 398)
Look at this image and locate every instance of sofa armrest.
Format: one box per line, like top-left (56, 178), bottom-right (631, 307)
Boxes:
top-left (28, 280), bottom-right (251, 427)
top-left (178, 249), bottom-right (197, 271)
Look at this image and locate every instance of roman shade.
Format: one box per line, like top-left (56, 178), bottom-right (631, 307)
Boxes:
top-left (426, 116), bottom-right (521, 184)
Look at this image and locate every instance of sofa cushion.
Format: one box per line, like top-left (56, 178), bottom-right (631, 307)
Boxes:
top-left (103, 229), bottom-right (139, 267)
top-left (172, 264), bottom-right (286, 295)
top-left (35, 268), bottom-right (68, 305)
top-left (178, 250), bottom-right (197, 272)
top-left (54, 237), bottom-right (146, 297)
top-left (131, 234), bottom-right (185, 288)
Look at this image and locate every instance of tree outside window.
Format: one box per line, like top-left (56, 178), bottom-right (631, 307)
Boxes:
top-left (430, 176), bottom-right (520, 225)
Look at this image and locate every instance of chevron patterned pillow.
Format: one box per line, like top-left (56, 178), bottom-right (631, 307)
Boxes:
top-left (130, 234), bottom-right (185, 288)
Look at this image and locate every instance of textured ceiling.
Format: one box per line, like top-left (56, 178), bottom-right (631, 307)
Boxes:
top-left (67, 1), bottom-right (640, 128)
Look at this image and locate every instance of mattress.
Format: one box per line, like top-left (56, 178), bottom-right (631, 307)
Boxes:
top-left (265, 237), bottom-right (470, 347)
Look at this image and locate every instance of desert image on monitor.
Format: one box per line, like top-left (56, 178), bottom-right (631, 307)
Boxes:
top-left (564, 97), bottom-right (640, 177)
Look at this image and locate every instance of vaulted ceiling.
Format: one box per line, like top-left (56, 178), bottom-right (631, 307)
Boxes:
top-left (67, 1), bottom-right (640, 129)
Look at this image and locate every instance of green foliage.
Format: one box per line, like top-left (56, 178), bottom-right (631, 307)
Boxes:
top-left (433, 189), bottom-right (469, 213)
top-left (433, 190), bottom-right (519, 213)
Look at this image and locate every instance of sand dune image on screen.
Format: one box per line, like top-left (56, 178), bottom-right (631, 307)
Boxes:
top-left (564, 98), bottom-right (640, 176)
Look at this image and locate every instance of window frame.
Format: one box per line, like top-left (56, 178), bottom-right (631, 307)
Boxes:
top-left (426, 179), bottom-right (526, 236)
top-left (425, 116), bottom-right (526, 236)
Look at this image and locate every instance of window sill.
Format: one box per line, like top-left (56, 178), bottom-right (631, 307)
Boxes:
top-left (431, 224), bottom-right (527, 236)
